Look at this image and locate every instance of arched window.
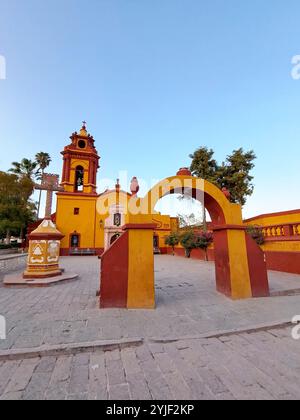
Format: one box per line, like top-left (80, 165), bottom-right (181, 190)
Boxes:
top-left (110, 234), bottom-right (120, 245)
top-left (75, 166), bottom-right (84, 192)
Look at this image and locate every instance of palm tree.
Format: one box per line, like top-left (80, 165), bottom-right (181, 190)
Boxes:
top-left (9, 159), bottom-right (38, 180)
top-left (35, 152), bottom-right (52, 218)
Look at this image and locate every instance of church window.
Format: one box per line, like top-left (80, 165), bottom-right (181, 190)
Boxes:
top-left (74, 208), bottom-right (80, 215)
top-left (114, 213), bottom-right (121, 227)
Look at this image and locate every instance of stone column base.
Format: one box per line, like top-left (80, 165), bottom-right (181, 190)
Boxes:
top-left (23, 268), bottom-right (62, 279)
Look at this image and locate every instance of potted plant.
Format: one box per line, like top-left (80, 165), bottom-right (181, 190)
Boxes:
top-left (195, 231), bottom-right (214, 261)
top-left (179, 230), bottom-right (198, 258)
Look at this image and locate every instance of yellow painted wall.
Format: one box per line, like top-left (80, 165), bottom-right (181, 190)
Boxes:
top-left (170, 217), bottom-right (179, 231)
top-left (244, 210), bottom-right (300, 253)
top-left (56, 195), bottom-right (98, 249)
top-left (127, 228), bottom-right (155, 309)
top-left (244, 210), bottom-right (300, 227)
top-left (152, 213), bottom-right (172, 248)
top-left (56, 190), bottom-right (175, 252)
top-left (261, 241), bottom-right (300, 253)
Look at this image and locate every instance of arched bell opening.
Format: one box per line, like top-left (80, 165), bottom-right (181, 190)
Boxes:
top-left (75, 166), bottom-right (84, 192)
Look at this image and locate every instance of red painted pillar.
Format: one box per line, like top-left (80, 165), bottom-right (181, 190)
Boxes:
top-left (213, 229), bottom-right (232, 297)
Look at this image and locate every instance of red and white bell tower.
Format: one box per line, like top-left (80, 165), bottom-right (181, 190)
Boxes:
top-left (60, 122), bottom-right (100, 195)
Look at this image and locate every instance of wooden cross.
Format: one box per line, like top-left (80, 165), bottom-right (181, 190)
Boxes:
top-left (35, 174), bottom-right (64, 218)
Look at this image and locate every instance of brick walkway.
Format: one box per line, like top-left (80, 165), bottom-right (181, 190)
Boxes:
top-left (0, 326), bottom-right (299, 400)
top-left (1, 256), bottom-right (300, 400)
top-left (1, 256), bottom-right (300, 351)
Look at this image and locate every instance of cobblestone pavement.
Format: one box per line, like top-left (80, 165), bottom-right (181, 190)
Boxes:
top-left (1, 256), bottom-right (300, 351)
top-left (0, 326), bottom-right (299, 400)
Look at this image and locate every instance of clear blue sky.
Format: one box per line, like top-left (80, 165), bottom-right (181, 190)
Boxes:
top-left (0, 0), bottom-right (299, 218)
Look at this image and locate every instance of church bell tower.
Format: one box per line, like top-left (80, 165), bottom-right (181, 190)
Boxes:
top-left (61, 122), bottom-right (100, 194)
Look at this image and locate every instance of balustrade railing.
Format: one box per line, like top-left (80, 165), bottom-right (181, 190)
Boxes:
top-left (260, 222), bottom-right (300, 240)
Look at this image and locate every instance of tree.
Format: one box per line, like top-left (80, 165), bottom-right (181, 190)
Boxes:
top-left (35, 152), bottom-right (52, 218)
top-left (188, 146), bottom-right (257, 208)
top-left (9, 158), bottom-right (38, 180)
top-left (189, 147), bottom-right (218, 181)
top-left (165, 232), bottom-right (180, 256)
top-left (195, 231), bottom-right (214, 261)
top-left (178, 213), bottom-right (202, 228)
top-left (179, 230), bottom-right (198, 258)
top-left (216, 148), bottom-right (256, 206)
top-left (189, 147), bottom-right (218, 230)
top-left (0, 172), bottom-right (35, 243)
top-left (35, 152), bottom-right (51, 174)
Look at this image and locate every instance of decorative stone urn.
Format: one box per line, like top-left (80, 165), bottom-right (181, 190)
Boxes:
top-left (176, 167), bottom-right (192, 176)
top-left (222, 187), bottom-right (231, 200)
top-left (23, 218), bottom-right (64, 279)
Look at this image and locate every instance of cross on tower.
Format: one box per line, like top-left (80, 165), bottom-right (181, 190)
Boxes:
top-left (35, 174), bottom-right (64, 218)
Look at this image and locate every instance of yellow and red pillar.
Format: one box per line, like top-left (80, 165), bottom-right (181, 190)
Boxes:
top-left (100, 222), bottom-right (156, 309)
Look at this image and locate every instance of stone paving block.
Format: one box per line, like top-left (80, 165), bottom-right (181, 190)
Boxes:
top-left (108, 383), bottom-right (130, 400)
top-left (50, 356), bottom-right (73, 384)
top-left (179, 344), bottom-right (210, 368)
top-left (35, 357), bottom-right (57, 373)
top-left (147, 342), bottom-right (165, 354)
top-left (4, 358), bottom-right (39, 393)
top-left (153, 352), bottom-right (175, 375)
top-left (0, 360), bottom-right (21, 395)
top-left (215, 391), bottom-right (236, 400)
top-left (105, 358), bottom-right (126, 387)
top-left (88, 352), bottom-right (107, 400)
top-left (67, 393), bottom-right (88, 400)
top-left (22, 371), bottom-right (52, 400)
top-left (105, 349), bottom-right (121, 362)
top-left (205, 360), bottom-right (254, 400)
top-left (125, 372), bottom-right (152, 400)
top-left (13, 334), bottom-right (44, 349)
top-left (121, 348), bottom-right (142, 376)
top-left (45, 385), bottom-right (68, 400)
top-left (139, 358), bottom-right (173, 400)
top-left (243, 332), bottom-right (300, 379)
top-left (232, 334), bottom-right (300, 399)
top-left (0, 391), bottom-right (23, 400)
top-left (163, 371), bottom-right (192, 400)
top-left (200, 339), bottom-right (260, 388)
top-left (135, 345), bottom-right (154, 362)
top-left (68, 363), bottom-right (89, 395)
top-left (73, 353), bottom-right (90, 366)
top-left (221, 335), bottom-right (297, 400)
top-left (196, 366), bottom-right (229, 395)
top-left (245, 384), bottom-right (275, 401)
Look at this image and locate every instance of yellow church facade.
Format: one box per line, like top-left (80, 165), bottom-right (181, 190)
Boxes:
top-left (55, 124), bottom-right (177, 256)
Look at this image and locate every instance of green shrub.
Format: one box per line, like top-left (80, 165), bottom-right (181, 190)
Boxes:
top-left (0, 242), bottom-right (20, 250)
top-left (179, 230), bottom-right (198, 258)
top-left (246, 225), bottom-right (265, 245)
top-left (165, 232), bottom-right (180, 255)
